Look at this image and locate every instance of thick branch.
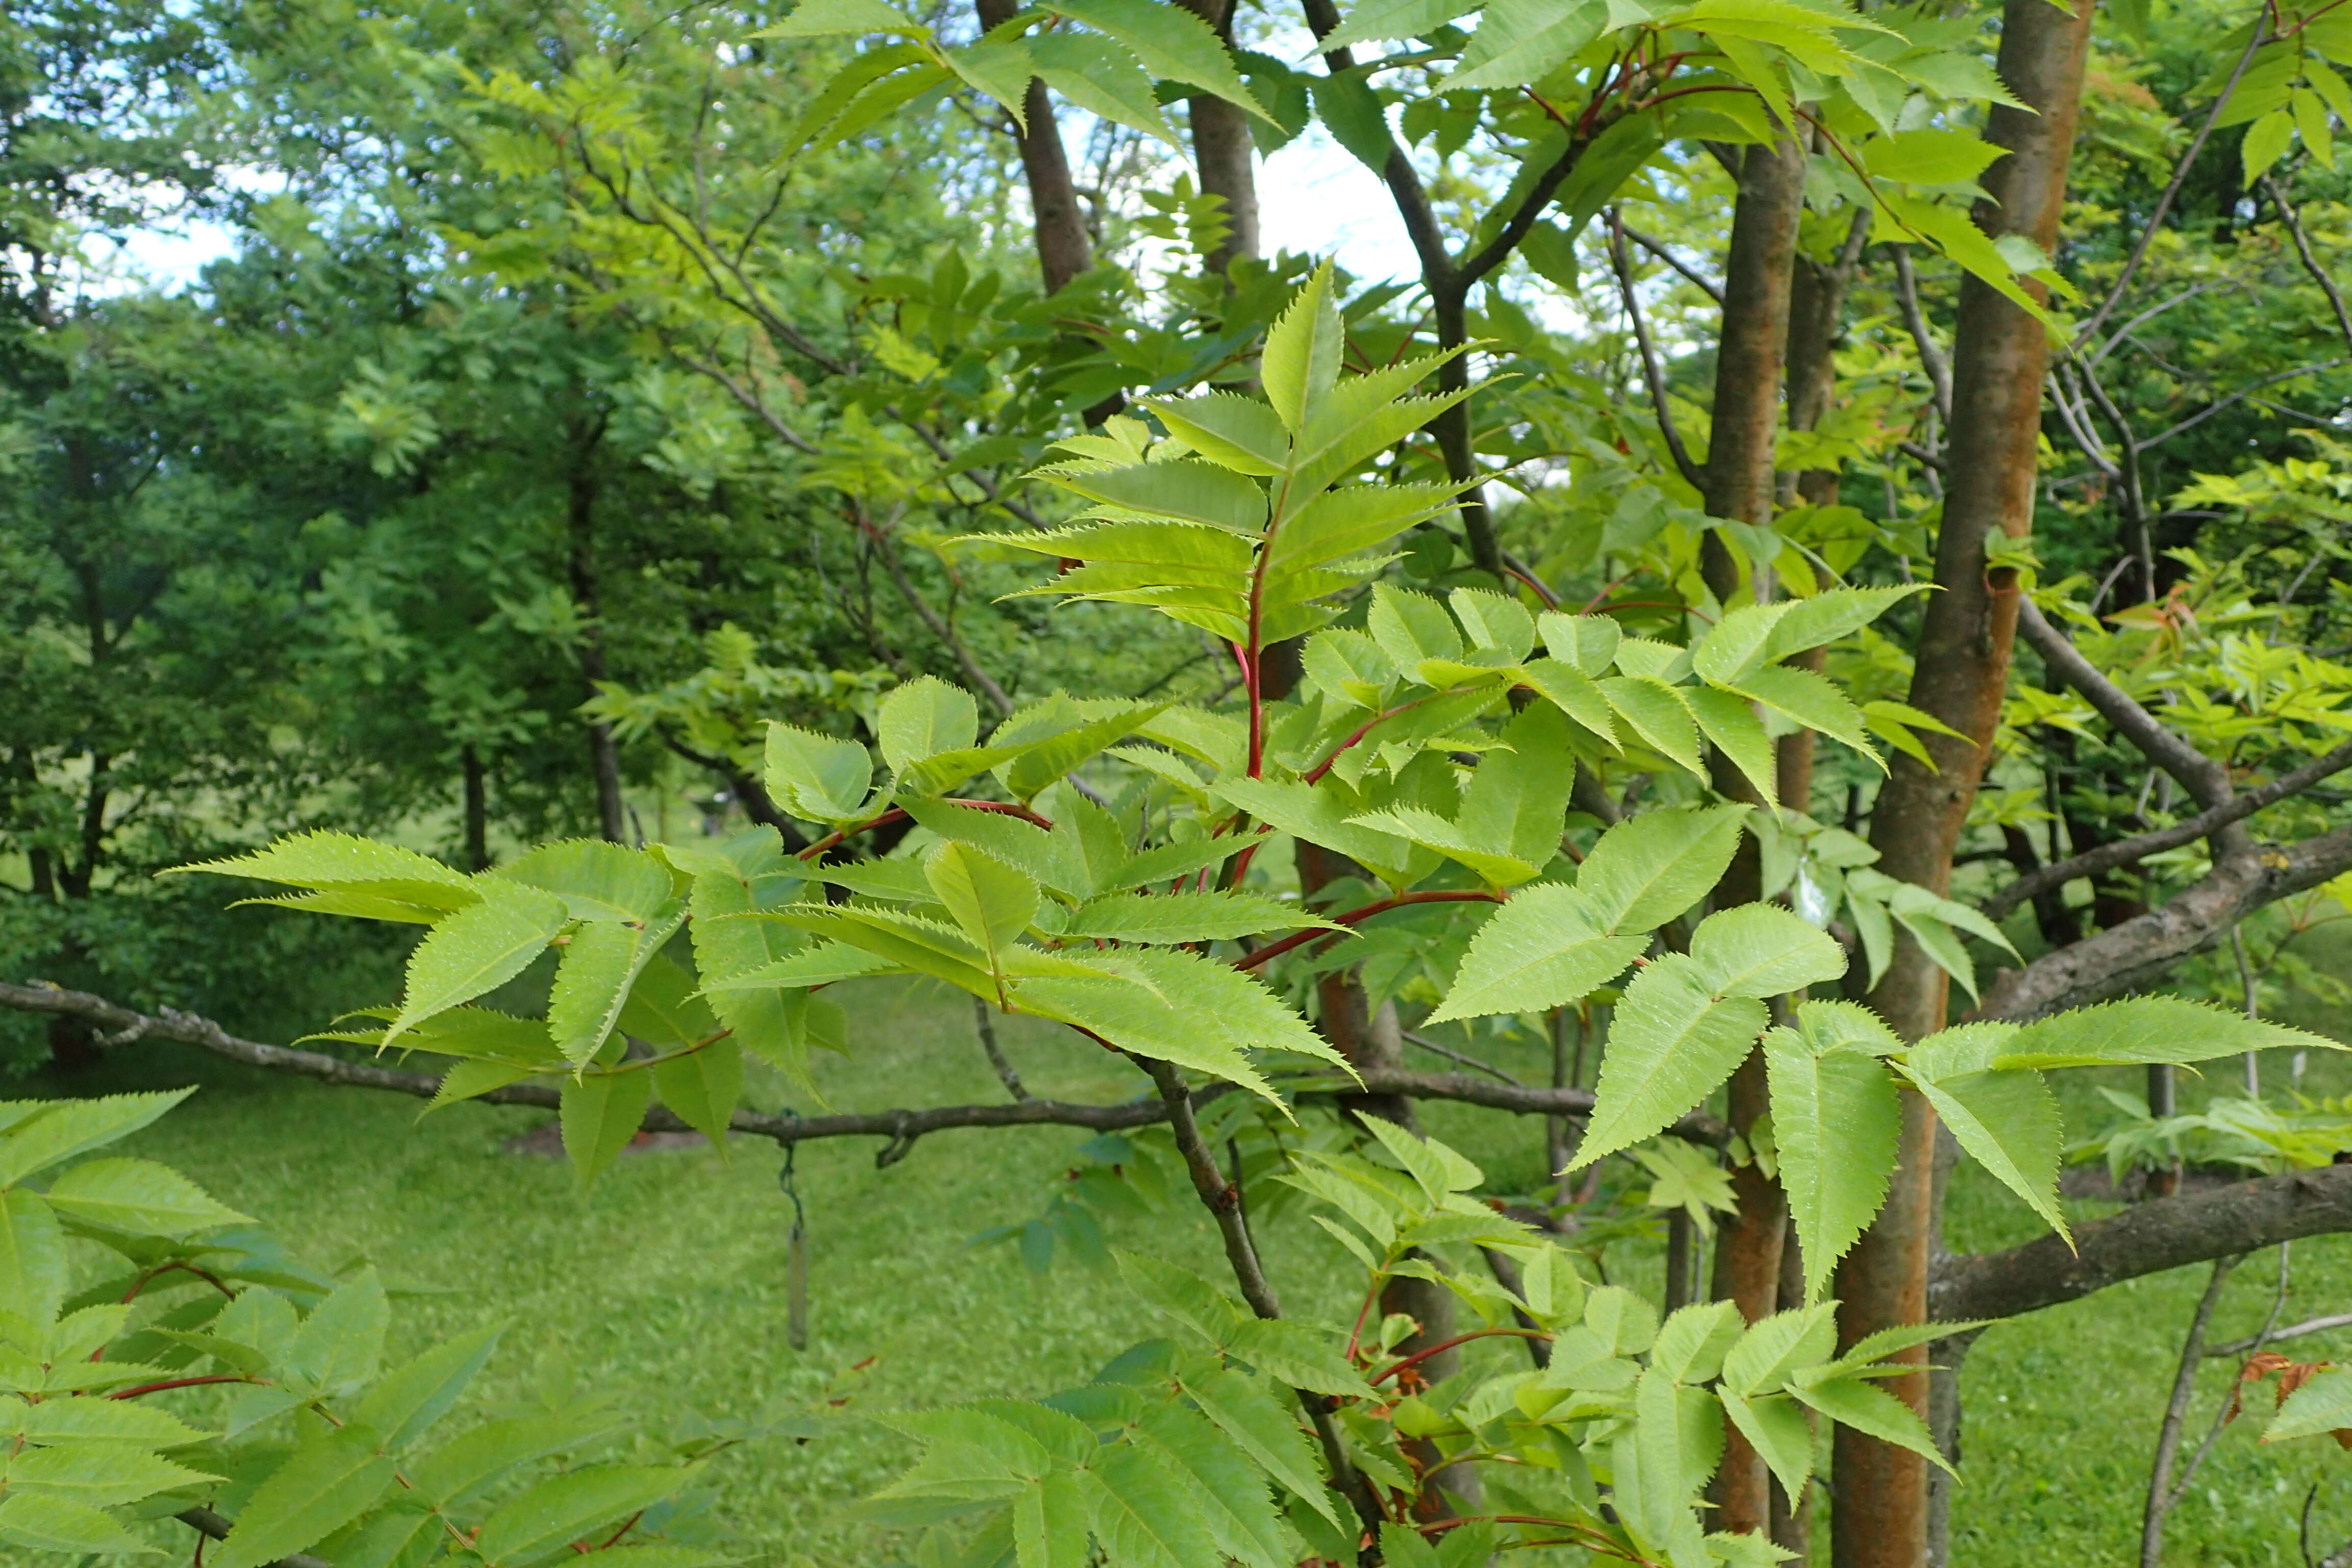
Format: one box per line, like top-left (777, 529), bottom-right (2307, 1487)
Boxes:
top-left (2014, 599), bottom-right (2241, 822)
top-left (1977, 818), bottom-right (2352, 1019)
top-left (1929, 1165), bottom-right (2352, 1324)
top-left (1981, 739), bottom-right (2352, 921)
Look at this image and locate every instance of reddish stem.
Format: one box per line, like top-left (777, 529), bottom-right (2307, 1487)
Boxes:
top-left (1232, 890), bottom-right (1504, 973)
top-left (1370, 1327), bottom-right (1551, 1385)
top-left (794, 796), bottom-right (1052, 862)
top-left (1302, 694), bottom-right (1439, 785)
top-left (1579, 571), bottom-right (1638, 614)
top-left (109, 1375), bottom-right (254, 1400)
top-left (1233, 640), bottom-right (1264, 779)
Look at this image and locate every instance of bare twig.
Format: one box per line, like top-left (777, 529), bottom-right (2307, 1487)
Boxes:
top-left (1981, 739), bottom-right (2352, 920)
top-left (1623, 227), bottom-right (1724, 305)
top-left (2076, 20), bottom-right (2270, 347)
top-left (1891, 246), bottom-right (1952, 423)
top-left (974, 997), bottom-right (1029, 1101)
top-left (1608, 210), bottom-right (1706, 493)
top-left (2014, 600), bottom-right (2241, 823)
top-left (2210, 1310), bottom-right (2352, 1358)
top-left (2262, 174), bottom-right (2352, 355)
top-left (2142, 1254), bottom-right (2243, 1567)
top-left (1402, 1030), bottom-right (1523, 1086)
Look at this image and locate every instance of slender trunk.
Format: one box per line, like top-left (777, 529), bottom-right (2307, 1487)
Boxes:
top-left (1428, 285), bottom-right (1502, 580)
top-left (567, 434), bottom-right (628, 845)
top-left (1699, 132), bottom-right (1806, 1542)
top-left (1770, 1224), bottom-right (1812, 1556)
top-left (1833, 3), bottom-right (2096, 1563)
top-left (461, 745), bottom-right (490, 872)
top-left (1172, 0), bottom-right (1259, 276)
top-left (976, 0), bottom-right (1092, 292)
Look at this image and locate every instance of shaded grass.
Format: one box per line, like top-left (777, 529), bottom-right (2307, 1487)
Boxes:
top-left (44, 946), bottom-right (2352, 1566)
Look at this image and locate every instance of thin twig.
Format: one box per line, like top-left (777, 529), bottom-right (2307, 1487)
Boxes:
top-left (2208, 1310), bottom-right (2352, 1359)
top-left (1607, 209), bottom-right (1706, 493)
top-left (1402, 1030), bottom-right (1523, 1086)
top-left (1891, 246), bottom-right (1952, 423)
top-left (973, 997), bottom-right (1029, 1101)
top-left (2262, 174), bottom-right (2352, 356)
top-left (2142, 1254), bottom-right (2244, 1568)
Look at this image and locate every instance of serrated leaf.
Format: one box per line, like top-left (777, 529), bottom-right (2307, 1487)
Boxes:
top-left (0, 1393), bottom-right (208, 1446)
top-left (495, 840), bottom-right (675, 922)
top-left (407, 1415), bottom-right (616, 1509)
top-left (1765, 1028), bottom-right (1899, 1303)
top-left (1033, 31), bottom-right (1183, 146)
top-left (1143, 391), bottom-right (1289, 476)
top-left (1650, 1300), bottom-right (1743, 1384)
top-left (284, 1267), bottom-right (388, 1391)
top-left (474, 1464), bottom-right (691, 1565)
top-left (1, 1191), bottom-right (64, 1329)
top-left (2, 1441), bottom-right (215, 1506)
top-left (1993, 997), bottom-right (2339, 1070)
top-left (44, 1158), bottom-right (251, 1237)
top-left (1574, 805), bottom-right (1750, 935)
top-left (880, 676), bottom-right (982, 772)
top-left (559, 1070), bottom-right (654, 1192)
top-left (1570, 954), bottom-right (1767, 1169)
top-left (652, 1039), bottom-right (743, 1153)
top-left (764, 722), bottom-right (875, 823)
top-left (1692, 603), bottom-right (1793, 686)
top-left (1721, 1304), bottom-right (1839, 1398)
top-left (1788, 1376), bottom-right (1950, 1473)
top-left (1518, 657), bottom-right (1618, 745)
top-left (1448, 0), bottom-right (1607, 89)
top-left (1041, 0), bottom-right (1271, 117)
top-left (0, 1089), bottom-right (195, 1186)
top-left (1262, 261), bottom-right (1345, 433)
top-left (1014, 1468), bottom-right (1094, 1568)
top-left (1061, 890), bottom-right (1336, 943)
top-left (1599, 676), bottom-right (1704, 772)
top-left (2267, 1369), bottom-right (2352, 1442)
top-left (168, 831), bottom-right (473, 898)
top-left (761, 0), bottom-right (928, 36)
top-left (1182, 1366), bottom-right (1338, 1525)
top-left (209, 1425), bottom-right (397, 1568)
top-left (1426, 885), bottom-right (1643, 1023)
top-left (386, 888), bottom-right (569, 1046)
top-left (1719, 1389), bottom-right (1817, 1502)
top-left (1726, 663), bottom-right (1881, 767)
top-left (1689, 903), bottom-right (1848, 999)
top-left (1315, 0), bottom-right (1482, 51)
top-left (1904, 1066), bottom-right (2065, 1242)
top-left (351, 1324), bottom-right (504, 1452)
top-left (927, 841), bottom-right (1041, 972)
top-left (1088, 1439), bottom-right (1227, 1568)
top-left (1138, 1401), bottom-right (1288, 1567)
top-left (0, 1492), bottom-right (156, 1554)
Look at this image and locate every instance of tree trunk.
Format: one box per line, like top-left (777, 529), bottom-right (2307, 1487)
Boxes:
top-left (1698, 132), bottom-right (1806, 1542)
top-left (1172, 0), bottom-right (1259, 276)
top-left (976, 0), bottom-right (1093, 293)
top-left (566, 430), bottom-right (628, 845)
top-left (461, 745), bottom-right (490, 872)
top-left (1831, 2), bottom-right (2096, 1562)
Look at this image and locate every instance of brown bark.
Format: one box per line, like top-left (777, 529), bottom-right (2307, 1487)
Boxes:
top-left (1695, 133), bottom-right (1806, 1542)
top-left (1171, 0), bottom-right (1259, 275)
top-left (565, 428), bottom-right (628, 845)
top-left (976, 0), bottom-right (1092, 293)
top-left (461, 744), bottom-right (489, 871)
top-left (1783, 206), bottom-right (1872, 508)
top-left (1833, 0), bottom-right (2096, 1561)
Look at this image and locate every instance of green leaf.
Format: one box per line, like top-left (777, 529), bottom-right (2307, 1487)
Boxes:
top-left (387, 888), bottom-right (570, 1047)
top-left (1721, 1304), bottom-right (1839, 1398)
top-left (1138, 1401), bottom-right (1288, 1567)
top-left (1860, 126), bottom-right (2005, 185)
top-left (1692, 603), bottom-right (1793, 686)
top-left (1789, 1376), bottom-right (1950, 1473)
top-left (473, 1464), bottom-right (691, 1565)
top-left (1765, 1028), bottom-right (1899, 1302)
top-left (1684, 684), bottom-right (1782, 806)
top-left (880, 676), bottom-right (982, 772)
top-left (495, 840), bottom-right (675, 922)
top-left (1311, 67), bottom-right (1396, 172)
top-left (1033, 31), bottom-right (1183, 146)
top-left (950, 33), bottom-right (1039, 124)
top-left (1725, 664), bottom-right (1880, 766)
top-left (1689, 903), bottom-right (1847, 999)
top-left (559, 1070), bottom-right (654, 1192)
top-left (1448, 0), bottom-right (1606, 89)
top-left (1002, 704), bottom-right (1168, 801)
top-left (617, 951), bottom-right (722, 1047)
top-left (352, 1324), bottom-right (505, 1452)
top-left (1903, 1066), bottom-right (2065, 1241)
top-left (1268, 483), bottom-right (1462, 575)
top-left (1518, 657), bottom-right (1618, 745)
top-left (0, 1492), bottom-right (156, 1554)
top-left (1994, 997), bottom-right (2338, 1070)
top-left (761, 0), bottom-right (929, 34)
top-left (1649, 1300), bottom-right (1743, 1384)
top-left (407, 1415), bottom-right (616, 1509)
top-left (1599, 676), bottom-right (1704, 772)
top-left (1041, 0), bottom-right (1270, 117)
top-left (3, 1440), bottom-right (214, 1506)
top-left (690, 872), bottom-right (815, 1091)
top-left (548, 908), bottom-right (688, 1065)
top-left (764, 722), bottom-right (875, 823)
top-left (1425, 885), bottom-right (1643, 1023)
top-left (927, 841), bottom-right (1042, 972)
top-left (1574, 805), bottom-right (1750, 935)
top-left (169, 831), bottom-right (473, 901)
top-left (1043, 458), bottom-right (1267, 533)
top-left (209, 1425), bottom-right (397, 1568)
top-left (1088, 1439), bottom-right (1227, 1568)
top-left (652, 1039), bottom-right (743, 1152)
top-left (2242, 106), bottom-right (2294, 185)
top-left (1571, 954), bottom-right (1768, 1169)
top-left (1457, 702), bottom-right (1578, 869)
top-left (1719, 1390), bottom-right (1817, 1502)
top-left (0, 1089), bottom-right (195, 1186)
top-left (1182, 1366), bottom-right (1338, 1525)
top-left (0, 1393), bottom-right (208, 1446)
top-left (1143, 391), bottom-right (1290, 476)
top-left (1261, 261), bottom-right (1345, 434)
top-left (0, 1196), bottom-right (61, 1329)
top-left (285, 1267), bottom-right (389, 1392)
top-left (43, 1158), bottom-right (250, 1237)
top-left (1367, 582), bottom-right (1464, 669)
top-left (1538, 610), bottom-right (1623, 677)
top-left (1014, 1468), bottom-right (1094, 1568)
top-left (1061, 890), bottom-right (1336, 944)
top-left (2267, 1369), bottom-right (2352, 1442)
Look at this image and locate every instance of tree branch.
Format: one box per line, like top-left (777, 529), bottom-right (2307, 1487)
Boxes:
top-left (1623, 227), bottom-right (1723, 305)
top-left (178, 1508), bottom-right (331, 1568)
top-left (1609, 210), bottom-right (1707, 494)
top-left (1977, 818), bottom-right (2352, 1020)
top-left (1929, 1164), bottom-right (2352, 1324)
top-left (2262, 174), bottom-right (2352, 356)
top-left (1980, 739), bottom-right (2352, 921)
top-left (2014, 599), bottom-right (2242, 825)
top-left (1891, 245), bottom-right (1952, 424)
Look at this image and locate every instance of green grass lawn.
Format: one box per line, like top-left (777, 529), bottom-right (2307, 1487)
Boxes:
top-left (45, 959), bottom-right (2352, 1568)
